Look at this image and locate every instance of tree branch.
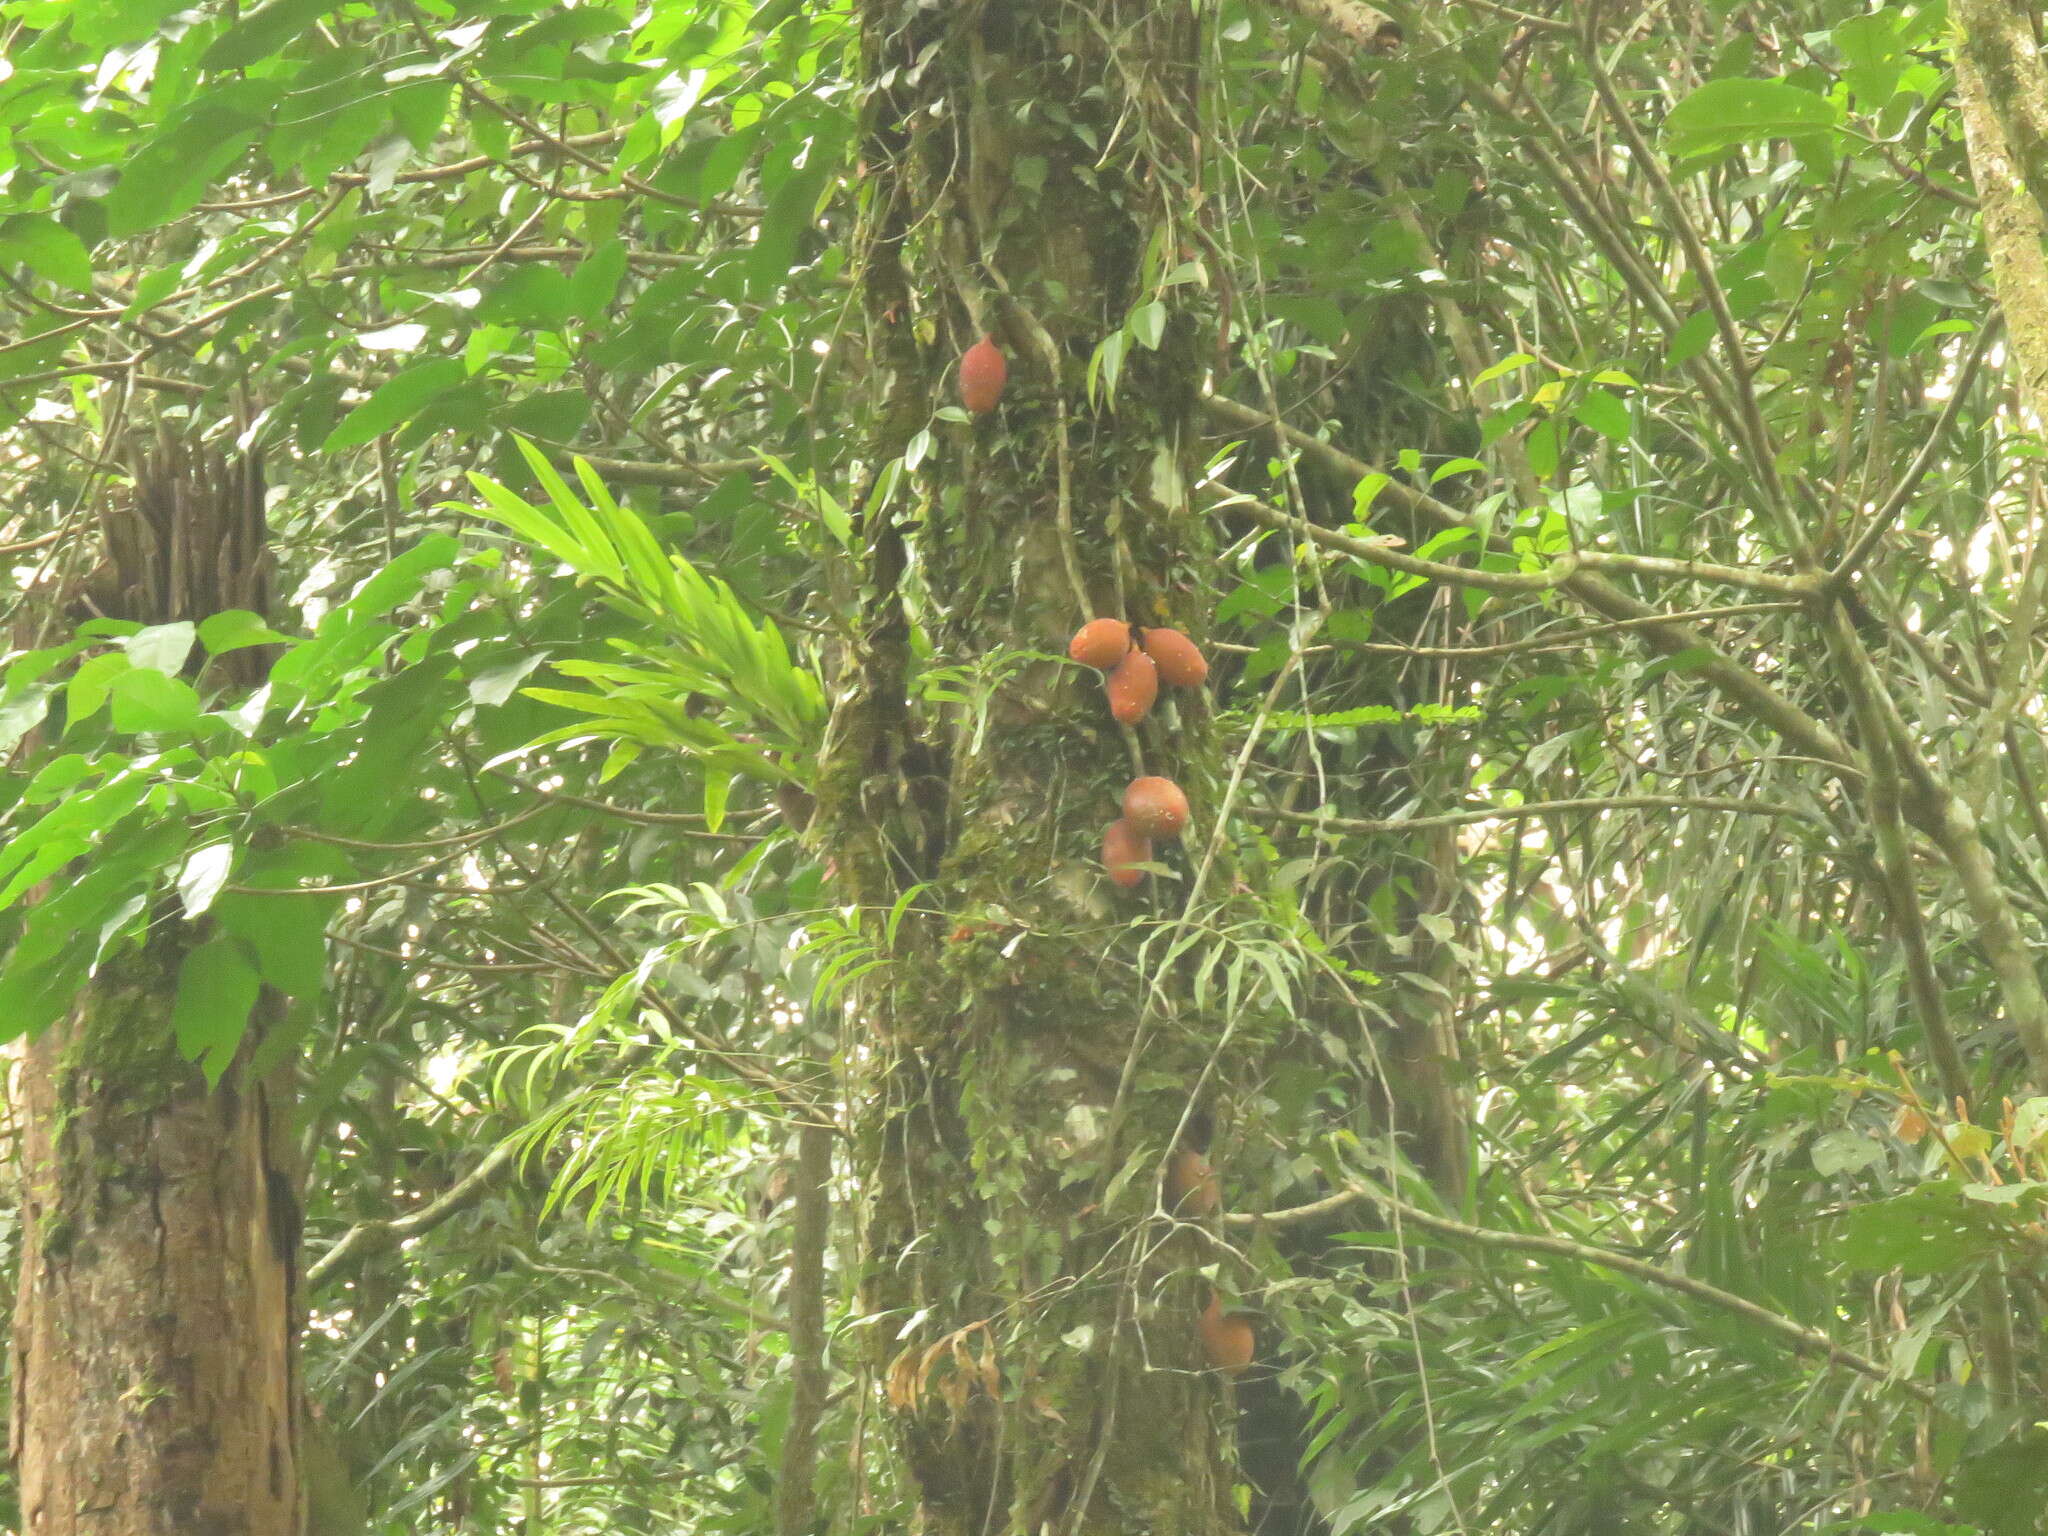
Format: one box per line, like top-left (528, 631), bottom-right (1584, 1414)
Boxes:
top-left (307, 1141), bottom-right (518, 1289)
top-left (1228, 1184), bottom-right (1933, 1401)
top-left (1271, 0), bottom-right (1403, 53)
top-left (1204, 394), bottom-right (1859, 778)
top-left (1265, 794), bottom-right (1817, 835)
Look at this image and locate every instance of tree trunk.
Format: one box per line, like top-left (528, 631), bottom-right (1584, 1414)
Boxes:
top-left (9, 440), bottom-right (302, 1533)
top-left (823, 3), bottom-right (1247, 1531)
top-left (12, 972), bottom-right (302, 1535)
top-left (774, 1114), bottom-right (833, 1536)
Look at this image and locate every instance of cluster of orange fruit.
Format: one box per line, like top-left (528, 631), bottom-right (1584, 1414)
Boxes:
top-left (961, 338), bottom-right (1246, 1377)
top-left (1067, 620), bottom-right (1206, 891)
top-left (957, 339), bottom-right (1212, 892)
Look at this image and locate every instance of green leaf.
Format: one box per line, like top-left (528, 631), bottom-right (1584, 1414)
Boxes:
top-left (66, 653), bottom-right (130, 730)
top-left (1668, 309), bottom-right (1718, 366)
top-left (124, 621), bottom-right (196, 675)
top-left (1663, 79), bottom-right (1841, 159)
top-left (321, 359), bottom-right (468, 452)
top-left (197, 610), bottom-right (289, 653)
top-left (268, 534), bottom-right (460, 695)
top-left (1837, 1181), bottom-right (2000, 1275)
top-left (111, 269), bottom-right (178, 327)
top-left (214, 887), bottom-right (336, 999)
top-left (1960, 1180), bottom-right (2048, 1208)
top-left (0, 214), bottom-right (94, 295)
top-left (704, 767), bottom-right (731, 834)
top-left (1473, 352), bottom-right (1535, 386)
top-left (1810, 1128), bottom-right (1882, 1177)
top-left (2010, 1097), bottom-right (2048, 1152)
top-left (24, 753), bottom-right (95, 804)
top-left (1572, 389), bottom-right (1632, 444)
top-left (105, 84), bottom-right (274, 237)
top-left (469, 651), bottom-right (551, 707)
top-left (200, 0), bottom-right (334, 67)
top-left (1942, 1123), bottom-right (1996, 1161)
top-left (176, 843), bottom-right (234, 919)
top-left (500, 390), bottom-right (592, 440)
top-left (479, 266), bottom-right (575, 330)
top-left (95, 891), bottom-right (149, 968)
top-left (172, 937), bottom-right (261, 1074)
top-left (570, 241), bottom-right (629, 319)
top-left (0, 685), bottom-right (51, 754)
top-left (0, 955), bottom-right (81, 1042)
top-left (109, 669), bottom-right (202, 734)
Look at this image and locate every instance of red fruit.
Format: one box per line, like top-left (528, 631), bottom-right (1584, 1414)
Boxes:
top-left (1164, 1149), bottom-right (1221, 1216)
top-left (1102, 818), bottom-right (1151, 890)
top-left (1069, 618), bottom-right (1134, 670)
top-left (1105, 649), bottom-right (1159, 725)
top-left (958, 335), bottom-right (1007, 414)
top-left (1140, 627), bottom-right (1208, 688)
top-left (1197, 1295), bottom-right (1254, 1376)
top-left (1121, 776), bottom-right (1189, 839)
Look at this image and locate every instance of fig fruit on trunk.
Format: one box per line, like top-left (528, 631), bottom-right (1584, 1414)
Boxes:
top-left (1105, 649), bottom-right (1159, 725)
top-left (1121, 775), bottom-right (1189, 839)
top-left (1102, 818), bottom-right (1152, 890)
top-left (958, 336), bottom-right (1007, 414)
top-left (1140, 627), bottom-right (1208, 688)
top-left (1164, 1148), bottom-right (1221, 1216)
top-left (1197, 1295), bottom-right (1254, 1376)
top-left (1068, 618), bottom-right (1135, 670)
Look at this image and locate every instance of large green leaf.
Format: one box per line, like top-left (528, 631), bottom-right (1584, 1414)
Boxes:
top-left (322, 360), bottom-right (469, 452)
top-left (1836, 1182), bottom-right (2004, 1276)
top-left (199, 0), bottom-right (335, 69)
top-left (0, 214), bottom-right (94, 294)
top-left (172, 936), bottom-right (260, 1076)
top-left (1663, 79), bottom-right (1841, 158)
top-left (104, 83), bottom-right (276, 236)
top-left (109, 669), bottom-right (203, 734)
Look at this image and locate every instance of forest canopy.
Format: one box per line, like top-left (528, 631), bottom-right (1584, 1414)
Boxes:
top-left (1, 0), bottom-right (2047, 1533)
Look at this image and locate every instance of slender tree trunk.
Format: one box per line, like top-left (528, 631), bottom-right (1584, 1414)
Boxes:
top-left (1954, 9), bottom-right (2048, 1426)
top-left (9, 440), bottom-right (303, 1533)
top-left (1958, 13), bottom-right (2048, 415)
top-left (774, 1114), bottom-right (833, 1536)
top-left (1954, 0), bottom-right (2048, 243)
top-left (822, 4), bottom-right (1247, 1530)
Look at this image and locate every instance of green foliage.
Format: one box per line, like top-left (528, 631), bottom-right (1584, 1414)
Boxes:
top-left (461, 441), bottom-right (824, 810)
top-left (3, 0), bottom-right (2048, 1532)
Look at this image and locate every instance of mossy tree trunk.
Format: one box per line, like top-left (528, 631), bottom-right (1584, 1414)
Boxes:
top-left (820, 4), bottom-right (1254, 1531)
top-left (9, 443), bottom-right (303, 1534)
top-left (12, 970), bottom-right (302, 1535)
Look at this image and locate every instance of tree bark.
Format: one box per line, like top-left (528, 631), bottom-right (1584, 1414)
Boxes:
top-left (11, 955), bottom-right (303, 1535)
top-left (9, 440), bottom-right (302, 1533)
top-left (774, 1116), bottom-right (833, 1536)
top-left (1954, 0), bottom-right (2048, 245)
top-left (823, 4), bottom-right (1246, 1531)
top-left (1958, 12), bottom-right (2048, 419)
